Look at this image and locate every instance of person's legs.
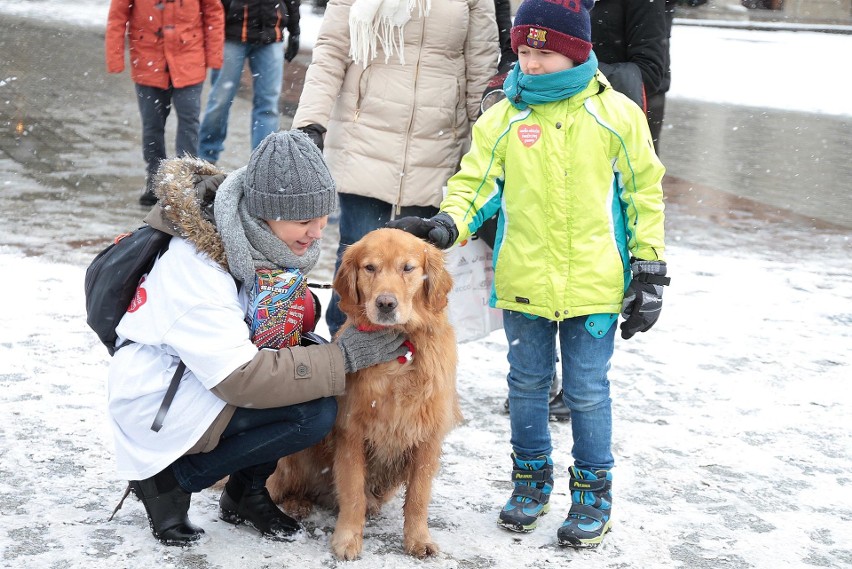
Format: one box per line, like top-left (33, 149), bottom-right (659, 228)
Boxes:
top-left (198, 41), bottom-right (248, 162)
top-left (504, 311), bottom-right (557, 458)
top-left (247, 42), bottom-right (284, 150)
top-left (557, 317), bottom-right (615, 472)
top-left (497, 311), bottom-right (557, 532)
top-left (172, 81), bottom-right (203, 159)
top-left (556, 316), bottom-right (615, 548)
top-left (325, 193), bottom-right (438, 337)
top-left (646, 92), bottom-right (666, 154)
top-left (131, 398), bottom-right (336, 545)
top-left (135, 83), bottom-right (170, 183)
top-left (172, 397), bottom-right (337, 492)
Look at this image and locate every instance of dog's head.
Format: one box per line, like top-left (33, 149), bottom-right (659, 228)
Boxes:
top-left (333, 228), bottom-right (453, 330)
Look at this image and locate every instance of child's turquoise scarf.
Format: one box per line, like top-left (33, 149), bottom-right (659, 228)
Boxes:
top-left (503, 51), bottom-right (599, 110)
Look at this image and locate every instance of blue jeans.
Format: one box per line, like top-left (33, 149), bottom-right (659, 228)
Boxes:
top-left (325, 193), bottom-right (439, 337)
top-left (171, 397), bottom-right (337, 493)
top-left (198, 40), bottom-right (284, 162)
top-left (503, 311), bottom-right (615, 472)
top-left (135, 82), bottom-right (203, 180)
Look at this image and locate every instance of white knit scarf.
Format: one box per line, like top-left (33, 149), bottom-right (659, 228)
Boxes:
top-left (349, 0), bottom-right (431, 66)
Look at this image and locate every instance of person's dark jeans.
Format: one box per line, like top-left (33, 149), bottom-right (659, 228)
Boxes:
top-left (325, 193), bottom-right (439, 336)
top-left (135, 82), bottom-right (203, 181)
top-left (171, 397), bottom-right (337, 493)
top-left (646, 92), bottom-right (666, 154)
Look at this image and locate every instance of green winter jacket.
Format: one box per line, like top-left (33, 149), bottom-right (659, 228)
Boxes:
top-left (440, 72), bottom-right (665, 321)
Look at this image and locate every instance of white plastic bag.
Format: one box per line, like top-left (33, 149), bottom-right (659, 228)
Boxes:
top-left (445, 237), bottom-right (503, 343)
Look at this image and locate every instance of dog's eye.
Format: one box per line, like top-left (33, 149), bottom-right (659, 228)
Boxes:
top-left (364, 264), bottom-right (376, 273)
top-left (403, 264), bottom-right (415, 273)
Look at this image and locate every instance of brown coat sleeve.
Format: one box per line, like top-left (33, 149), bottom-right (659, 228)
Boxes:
top-left (211, 343), bottom-right (347, 408)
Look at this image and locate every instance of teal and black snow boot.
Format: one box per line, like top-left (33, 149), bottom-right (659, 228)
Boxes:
top-left (497, 454), bottom-right (553, 532)
top-left (557, 466), bottom-right (612, 549)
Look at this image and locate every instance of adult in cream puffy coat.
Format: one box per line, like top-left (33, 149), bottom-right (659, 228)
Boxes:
top-left (292, 0), bottom-right (498, 335)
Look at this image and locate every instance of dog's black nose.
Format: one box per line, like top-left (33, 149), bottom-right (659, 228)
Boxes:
top-left (375, 294), bottom-right (398, 314)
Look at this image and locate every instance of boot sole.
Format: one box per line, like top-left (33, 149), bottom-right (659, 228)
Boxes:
top-left (131, 485), bottom-right (204, 547)
top-left (496, 503), bottom-right (550, 533)
top-left (219, 509), bottom-right (301, 542)
top-left (557, 520), bottom-right (612, 549)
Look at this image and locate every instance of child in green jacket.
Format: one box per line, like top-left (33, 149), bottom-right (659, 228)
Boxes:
top-left (389, 0), bottom-right (669, 549)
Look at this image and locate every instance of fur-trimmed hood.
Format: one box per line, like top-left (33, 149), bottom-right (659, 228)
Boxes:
top-left (143, 156), bottom-right (230, 270)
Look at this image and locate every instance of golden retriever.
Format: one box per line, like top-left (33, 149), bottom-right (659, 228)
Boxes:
top-left (266, 228), bottom-right (461, 560)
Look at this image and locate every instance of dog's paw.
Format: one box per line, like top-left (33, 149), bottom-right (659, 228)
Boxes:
top-left (330, 529), bottom-right (363, 560)
top-left (366, 496), bottom-right (386, 518)
top-left (281, 497), bottom-right (314, 520)
top-left (404, 535), bottom-right (440, 558)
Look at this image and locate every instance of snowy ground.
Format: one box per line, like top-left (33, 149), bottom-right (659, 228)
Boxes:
top-left (3, 240), bottom-right (851, 569)
top-left (1, 2), bottom-right (852, 568)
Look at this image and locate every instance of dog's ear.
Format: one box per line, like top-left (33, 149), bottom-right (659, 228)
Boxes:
top-left (424, 244), bottom-right (453, 312)
top-left (333, 243), bottom-right (361, 315)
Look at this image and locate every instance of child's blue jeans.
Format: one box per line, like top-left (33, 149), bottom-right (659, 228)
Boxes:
top-left (503, 310), bottom-right (615, 472)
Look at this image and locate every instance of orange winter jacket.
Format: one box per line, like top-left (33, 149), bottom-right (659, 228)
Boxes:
top-left (105, 0), bottom-right (225, 89)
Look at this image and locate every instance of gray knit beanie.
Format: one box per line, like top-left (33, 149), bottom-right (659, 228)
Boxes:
top-left (244, 130), bottom-right (337, 220)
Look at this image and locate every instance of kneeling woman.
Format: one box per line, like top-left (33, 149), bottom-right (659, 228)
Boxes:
top-left (106, 131), bottom-right (407, 545)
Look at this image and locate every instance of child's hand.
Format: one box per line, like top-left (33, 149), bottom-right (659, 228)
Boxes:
top-left (620, 260), bottom-right (670, 339)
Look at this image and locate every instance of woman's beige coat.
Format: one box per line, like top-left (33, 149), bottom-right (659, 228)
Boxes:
top-left (292, 0), bottom-right (498, 209)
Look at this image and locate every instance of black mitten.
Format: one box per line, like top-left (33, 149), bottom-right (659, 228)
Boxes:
top-left (386, 212), bottom-right (458, 249)
top-left (620, 260), bottom-right (670, 340)
top-left (284, 34), bottom-right (300, 62)
top-left (297, 123), bottom-right (326, 151)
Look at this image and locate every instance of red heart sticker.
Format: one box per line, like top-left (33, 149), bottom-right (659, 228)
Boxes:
top-left (517, 124), bottom-right (541, 147)
top-left (127, 277), bottom-right (147, 313)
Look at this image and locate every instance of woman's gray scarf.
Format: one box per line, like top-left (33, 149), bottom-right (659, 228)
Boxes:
top-left (214, 167), bottom-right (321, 284)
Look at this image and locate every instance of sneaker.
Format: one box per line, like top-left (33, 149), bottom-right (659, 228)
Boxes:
top-left (557, 467), bottom-right (612, 549)
top-left (548, 390), bottom-right (571, 422)
top-left (497, 454), bottom-right (553, 533)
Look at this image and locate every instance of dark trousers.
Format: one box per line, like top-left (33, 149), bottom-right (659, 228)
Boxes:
top-left (325, 193), bottom-right (439, 336)
top-left (171, 397), bottom-right (337, 493)
top-left (646, 92), bottom-right (667, 154)
top-left (134, 82), bottom-right (203, 183)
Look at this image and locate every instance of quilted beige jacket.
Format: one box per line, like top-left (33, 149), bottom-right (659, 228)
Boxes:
top-left (292, 0), bottom-right (498, 210)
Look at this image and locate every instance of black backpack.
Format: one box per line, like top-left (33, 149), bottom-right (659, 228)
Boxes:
top-left (84, 225), bottom-right (180, 432)
top-left (85, 225), bottom-right (174, 356)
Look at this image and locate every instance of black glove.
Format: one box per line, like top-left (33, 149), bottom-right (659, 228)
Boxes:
top-left (480, 70), bottom-right (509, 116)
top-left (620, 260), bottom-right (670, 340)
top-left (335, 326), bottom-right (408, 374)
top-left (386, 212), bottom-right (458, 250)
top-left (297, 123), bottom-right (326, 151)
top-left (284, 34), bottom-right (300, 62)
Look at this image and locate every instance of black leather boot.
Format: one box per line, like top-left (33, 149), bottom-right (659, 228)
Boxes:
top-left (219, 466), bottom-right (302, 541)
top-left (139, 173), bottom-right (158, 206)
top-left (548, 389), bottom-right (571, 422)
top-left (129, 467), bottom-right (204, 546)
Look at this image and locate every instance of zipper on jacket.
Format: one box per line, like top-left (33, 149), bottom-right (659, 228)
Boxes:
top-left (354, 67), bottom-right (366, 122)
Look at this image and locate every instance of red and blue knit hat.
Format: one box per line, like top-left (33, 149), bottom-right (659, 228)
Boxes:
top-left (510, 0), bottom-right (595, 64)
